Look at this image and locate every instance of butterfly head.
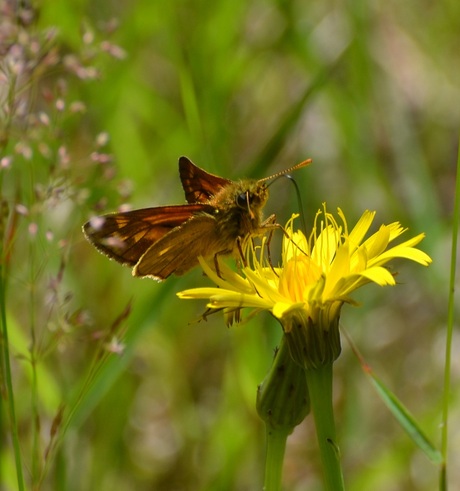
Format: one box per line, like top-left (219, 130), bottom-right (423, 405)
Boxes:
top-left (235, 181), bottom-right (269, 220)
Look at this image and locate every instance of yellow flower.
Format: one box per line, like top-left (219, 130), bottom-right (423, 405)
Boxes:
top-left (177, 206), bottom-right (432, 330)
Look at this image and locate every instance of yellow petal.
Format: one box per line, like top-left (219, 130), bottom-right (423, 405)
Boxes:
top-left (273, 301), bottom-right (306, 319)
top-left (348, 210), bottom-right (376, 249)
top-left (177, 287), bottom-right (231, 299)
top-left (324, 242), bottom-right (350, 297)
top-left (362, 225), bottom-right (391, 258)
top-left (312, 225), bottom-right (340, 268)
top-left (359, 266), bottom-right (396, 286)
top-left (371, 246), bottom-right (432, 266)
top-left (208, 292), bottom-right (273, 310)
top-left (387, 222), bottom-right (407, 241)
top-left (198, 256), bottom-right (255, 293)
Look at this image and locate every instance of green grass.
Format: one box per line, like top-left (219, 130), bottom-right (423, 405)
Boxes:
top-left (1, 1), bottom-right (458, 489)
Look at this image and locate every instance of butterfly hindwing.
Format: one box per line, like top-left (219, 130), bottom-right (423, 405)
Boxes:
top-left (133, 213), bottom-right (219, 279)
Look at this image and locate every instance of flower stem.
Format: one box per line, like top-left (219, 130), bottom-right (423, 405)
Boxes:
top-left (305, 363), bottom-right (345, 491)
top-left (258, 335), bottom-right (310, 490)
top-left (263, 426), bottom-right (289, 491)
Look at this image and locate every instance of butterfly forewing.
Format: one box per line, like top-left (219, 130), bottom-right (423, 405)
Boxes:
top-left (83, 204), bottom-right (213, 267)
top-left (179, 156), bottom-right (231, 204)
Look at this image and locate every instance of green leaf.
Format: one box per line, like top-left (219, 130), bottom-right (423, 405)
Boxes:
top-left (368, 372), bottom-right (443, 465)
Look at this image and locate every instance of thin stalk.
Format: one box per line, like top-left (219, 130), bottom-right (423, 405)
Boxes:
top-left (263, 426), bottom-right (290, 491)
top-left (305, 363), bottom-right (345, 491)
top-left (0, 268), bottom-right (25, 491)
top-left (258, 335), bottom-right (311, 490)
top-left (29, 240), bottom-right (41, 485)
top-left (439, 136), bottom-right (460, 490)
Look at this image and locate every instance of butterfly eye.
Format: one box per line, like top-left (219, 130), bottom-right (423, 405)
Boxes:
top-left (236, 192), bottom-right (249, 208)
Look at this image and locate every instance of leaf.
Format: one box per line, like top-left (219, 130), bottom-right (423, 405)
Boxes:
top-left (368, 372), bottom-right (443, 465)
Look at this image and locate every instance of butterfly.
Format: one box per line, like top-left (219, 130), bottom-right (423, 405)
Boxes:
top-left (83, 156), bottom-right (311, 280)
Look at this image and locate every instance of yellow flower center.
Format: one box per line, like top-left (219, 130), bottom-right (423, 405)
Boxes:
top-left (279, 255), bottom-right (322, 303)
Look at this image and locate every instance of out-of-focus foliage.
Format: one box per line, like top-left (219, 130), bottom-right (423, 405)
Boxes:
top-left (1, 0), bottom-right (457, 489)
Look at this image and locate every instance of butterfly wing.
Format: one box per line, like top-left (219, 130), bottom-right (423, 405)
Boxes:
top-left (179, 156), bottom-right (232, 204)
top-left (83, 204), bottom-right (213, 267)
top-left (134, 214), bottom-right (220, 280)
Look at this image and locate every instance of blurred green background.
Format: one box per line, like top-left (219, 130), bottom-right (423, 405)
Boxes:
top-left (1, 0), bottom-right (458, 490)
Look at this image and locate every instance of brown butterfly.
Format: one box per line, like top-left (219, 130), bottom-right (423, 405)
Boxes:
top-left (83, 156), bottom-right (311, 281)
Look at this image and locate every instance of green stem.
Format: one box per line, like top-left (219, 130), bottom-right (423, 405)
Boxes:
top-left (263, 426), bottom-right (289, 491)
top-left (305, 363), bottom-right (345, 491)
top-left (258, 335), bottom-right (311, 490)
top-left (0, 267), bottom-right (25, 491)
top-left (439, 135), bottom-right (460, 491)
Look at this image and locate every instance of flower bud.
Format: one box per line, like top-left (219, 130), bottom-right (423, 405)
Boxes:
top-left (257, 336), bottom-right (310, 431)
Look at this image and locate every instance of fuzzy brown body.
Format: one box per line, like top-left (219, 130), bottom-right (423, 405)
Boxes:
top-left (207, 179), bottom-right (269, 248)
top-left (83, 156), bottom-right (310, 280)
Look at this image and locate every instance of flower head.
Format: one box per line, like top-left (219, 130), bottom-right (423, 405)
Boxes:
top-left (178, 206), bottom-right (432, 331)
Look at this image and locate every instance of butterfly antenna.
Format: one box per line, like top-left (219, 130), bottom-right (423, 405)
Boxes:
top-left (263, 159), bottom-right (311, 235)
top-left (260, 158), bottom-right (311, 235)
top-left (257, 158), bottom-right (312, 184)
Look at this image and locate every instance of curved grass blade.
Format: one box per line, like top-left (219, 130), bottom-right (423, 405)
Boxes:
top-left (343, 328), bottom-right (443, 465)
top-left (368, 372), bottom-right (443, 465)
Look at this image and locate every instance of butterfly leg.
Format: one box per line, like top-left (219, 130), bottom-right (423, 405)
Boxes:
top-left (213, 253), bottom-right (222, 278)
top-left (236, 236), bottom-right (248, 268)
top-left (212, 248), bottom-right (233, 278)
top-left (260, 214), bottom-right (281, 274)
top-left (263, 216), bottom-right (309, 262)
top-left (265, 227), bottom-right (279, 277)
